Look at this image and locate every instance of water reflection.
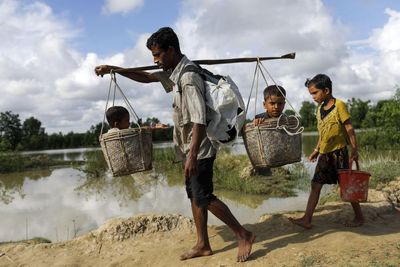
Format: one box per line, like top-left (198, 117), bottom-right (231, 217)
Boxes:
top-left (0, 169), bottom-right (52, 204)
top-left (22, 147), bottom-right (99, 161)
top-left (0, 136), bottom-right (321, 242)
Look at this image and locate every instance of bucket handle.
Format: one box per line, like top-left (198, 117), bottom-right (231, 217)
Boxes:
top-left (349, 159), bottom-right (360, 172)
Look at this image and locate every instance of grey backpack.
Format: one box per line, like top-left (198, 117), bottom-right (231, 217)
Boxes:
top-left (178, 64), bottom-right (246, 148)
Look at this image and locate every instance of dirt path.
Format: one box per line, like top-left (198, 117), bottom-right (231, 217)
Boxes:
top-left (1, 187), bottom-right (399, 267)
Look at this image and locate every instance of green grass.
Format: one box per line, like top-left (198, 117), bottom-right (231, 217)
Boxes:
top-left (78, 150), bottom-right (108, 178)
top-left (214, 152), bottom-right (309, 196)
top-left (0, 153), bottom-right (75, 173)
top-left (153, 148), bottom-right (310, 196)
top-left (359, 149), bottom-right (400, 189)
top-left (153, 147), bottom-right (184, 186)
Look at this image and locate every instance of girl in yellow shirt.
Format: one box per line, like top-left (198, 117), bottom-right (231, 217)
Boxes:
top-left (289, 74), bottom-right (364, 229)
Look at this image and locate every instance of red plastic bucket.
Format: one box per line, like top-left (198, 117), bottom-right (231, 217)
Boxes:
top-left (338, 160), bottom-right (371, 202)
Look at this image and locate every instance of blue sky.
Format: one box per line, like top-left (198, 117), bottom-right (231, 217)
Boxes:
top-left (44, 0), bottom-right (181, 55)
top-left (325, 0), bottom-right (400, 38)
top-left (1, 0), bottom-right (400, 133)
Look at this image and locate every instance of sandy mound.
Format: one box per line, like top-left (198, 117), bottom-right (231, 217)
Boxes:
top-left (381, 178), bottom-right (400, 210)
top-left (92, 213), bottom-right (194, 242)
top-left (1, 178), bottom-right (400, 267)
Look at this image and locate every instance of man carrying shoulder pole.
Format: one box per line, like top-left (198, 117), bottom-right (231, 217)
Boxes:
top-left (95, 27), bottom-right (255, 262)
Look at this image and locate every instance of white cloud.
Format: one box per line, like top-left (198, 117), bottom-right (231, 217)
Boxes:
top-left (102, 0), bottom-right (144, 15)
top-left (172, 0), bottom-right (348, 114)
top-left (1, 0), bottom-right (399, 134)
top-left (333, 8), bottom-right (400, 102)
top-left (370, 8), bottom-right (400, 52)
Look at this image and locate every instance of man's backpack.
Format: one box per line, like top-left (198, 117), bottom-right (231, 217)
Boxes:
top-left (178, 64), bottom-right (246, 148)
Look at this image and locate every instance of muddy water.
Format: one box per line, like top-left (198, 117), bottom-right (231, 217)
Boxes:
top-left (0, 137), bottom-right (321, 242)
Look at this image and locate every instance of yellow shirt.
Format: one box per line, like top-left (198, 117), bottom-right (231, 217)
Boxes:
top-left (316, 99), bottom-right (350, 154)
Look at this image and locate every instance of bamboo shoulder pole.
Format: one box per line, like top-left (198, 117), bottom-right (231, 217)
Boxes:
top-left (115, 52), bottom-right (295, 73)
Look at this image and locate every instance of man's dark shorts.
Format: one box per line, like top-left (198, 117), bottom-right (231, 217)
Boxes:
top-left (185, 156), bottom-right (217, 208)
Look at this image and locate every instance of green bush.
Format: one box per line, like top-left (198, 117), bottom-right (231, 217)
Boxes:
top-left (0, 153), bottom-right (71, 173)
top-left (358, 130), bottom-right (400, 150)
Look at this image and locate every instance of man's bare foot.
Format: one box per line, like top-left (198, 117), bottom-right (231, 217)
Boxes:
top-left (180, 246), bottom-right (213, 261)
top-left (288, 217), bottom-right (312, 229)
top-left (344, 218), bottom-right (364, 227)
top-left (237, 231), bottom-right (256, 262)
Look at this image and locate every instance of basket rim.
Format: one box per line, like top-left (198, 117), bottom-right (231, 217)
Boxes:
top-left (100, 127), bottom-right (152, 139)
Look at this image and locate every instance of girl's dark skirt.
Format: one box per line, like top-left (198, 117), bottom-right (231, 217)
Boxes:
top-left (312, 146), bottom-right (349, 184)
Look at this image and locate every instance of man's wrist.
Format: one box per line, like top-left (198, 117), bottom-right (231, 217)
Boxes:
top-left (314, 148), bottom-right (319, 153)
top-left (188, 151), bottom-right (198, 160)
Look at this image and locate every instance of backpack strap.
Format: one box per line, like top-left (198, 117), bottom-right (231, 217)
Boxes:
top-left (178, 64), bottom-right (222, 89)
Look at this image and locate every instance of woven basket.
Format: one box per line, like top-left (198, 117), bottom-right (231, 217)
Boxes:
top-left (99, 128), bottom-right (153, 176)
top-left (243, 116), bottom-right (302, 168)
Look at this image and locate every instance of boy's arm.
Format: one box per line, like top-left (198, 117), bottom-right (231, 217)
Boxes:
top-left (308, 139), bottom-right (321, 162)
top-left (94, 65), bottom-right (158, 83)
top-left (253, 118), bottom-right (265, 126)
top-left (343, 119), bottom-right (359, 162)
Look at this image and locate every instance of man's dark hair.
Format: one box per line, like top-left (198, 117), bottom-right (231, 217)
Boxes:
top-left (106, 106), bottom-right (129, 127)
top-left (146, 27), bottom-right (181, 54)
top-left (305, 74), bottom-right (332, 94)
top-left (263, 85), bottom-right (286, 100)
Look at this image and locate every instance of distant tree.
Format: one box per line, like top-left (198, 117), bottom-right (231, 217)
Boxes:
top-left (347, 98), bottom-right (370, 128)
top-left (65, 132), bottom-right (83, 148)
top-left (132, 118), bottom-right (143, 128)
top-left (284, 110), bottom-right (296, 116)
top-left (0, 111), bottom-right (22, 150)
top-left (92, 122), bottom-right (109, 137)
top-left (299, 101), bottom-right (317, 130)
top-left (358, 87), bottom-right (400, 149)
top-left (0, 138), bottom-right (11, 151)
top-left (47, 132), bottom-right (65, 149)
top-left (22, 117), bottom-right (43, 136)
top-left (21, 117), bottom-right (46, 150)
top-left (377, 100), bottom-right (400, 129)
top-left (144, 117), bottom-right (160, 127)
top-left (84, 122), bottom-right (108, 146)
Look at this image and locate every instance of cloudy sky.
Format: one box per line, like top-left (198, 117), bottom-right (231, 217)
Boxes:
top-left (1, 0), bottom-right (399, 133)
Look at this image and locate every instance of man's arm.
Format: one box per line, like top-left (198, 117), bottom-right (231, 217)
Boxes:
top-left (94, 65), bottom-right (158, 83)
top-left (185, 123), bottom-right (206, 179)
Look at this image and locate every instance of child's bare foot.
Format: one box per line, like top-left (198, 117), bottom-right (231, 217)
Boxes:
top-left (288, 217), bottom-right (312, 229)
top-left (179, 246), bottom-right (213, 261)
top-left (237, 231), bottom-right (256, 262)
top-left (344, 218), bottom-right (364, 227)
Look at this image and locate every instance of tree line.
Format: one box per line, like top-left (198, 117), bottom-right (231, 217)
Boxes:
top-left (1, 88), bottom-right (398, 152)
top-left (0, 114), bottom-right (173, 152)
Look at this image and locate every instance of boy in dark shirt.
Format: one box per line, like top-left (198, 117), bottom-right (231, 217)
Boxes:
top-left (254, 85), bottom-right (286, 125)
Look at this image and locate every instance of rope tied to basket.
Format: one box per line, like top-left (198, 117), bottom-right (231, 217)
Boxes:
top-left (242, 59), bottom-right (303, 168)
top-left (100, 71), bottom-right (142, 136)
top-left (245, 59), bottom-right (303, 136)
top-left (99, 71), bottom-right (153, 176)
top-left (256, 114), bottom-right (304, 136)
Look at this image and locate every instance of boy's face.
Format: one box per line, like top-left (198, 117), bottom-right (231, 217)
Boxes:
top-left (116, 114), bottom-right (130, 130)
top-left (308, 85), bottom-right (330, 104)
top-left (150, 45), bottom-right (174, 71)
top-left (263, 95), bottom-right (286, 118)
